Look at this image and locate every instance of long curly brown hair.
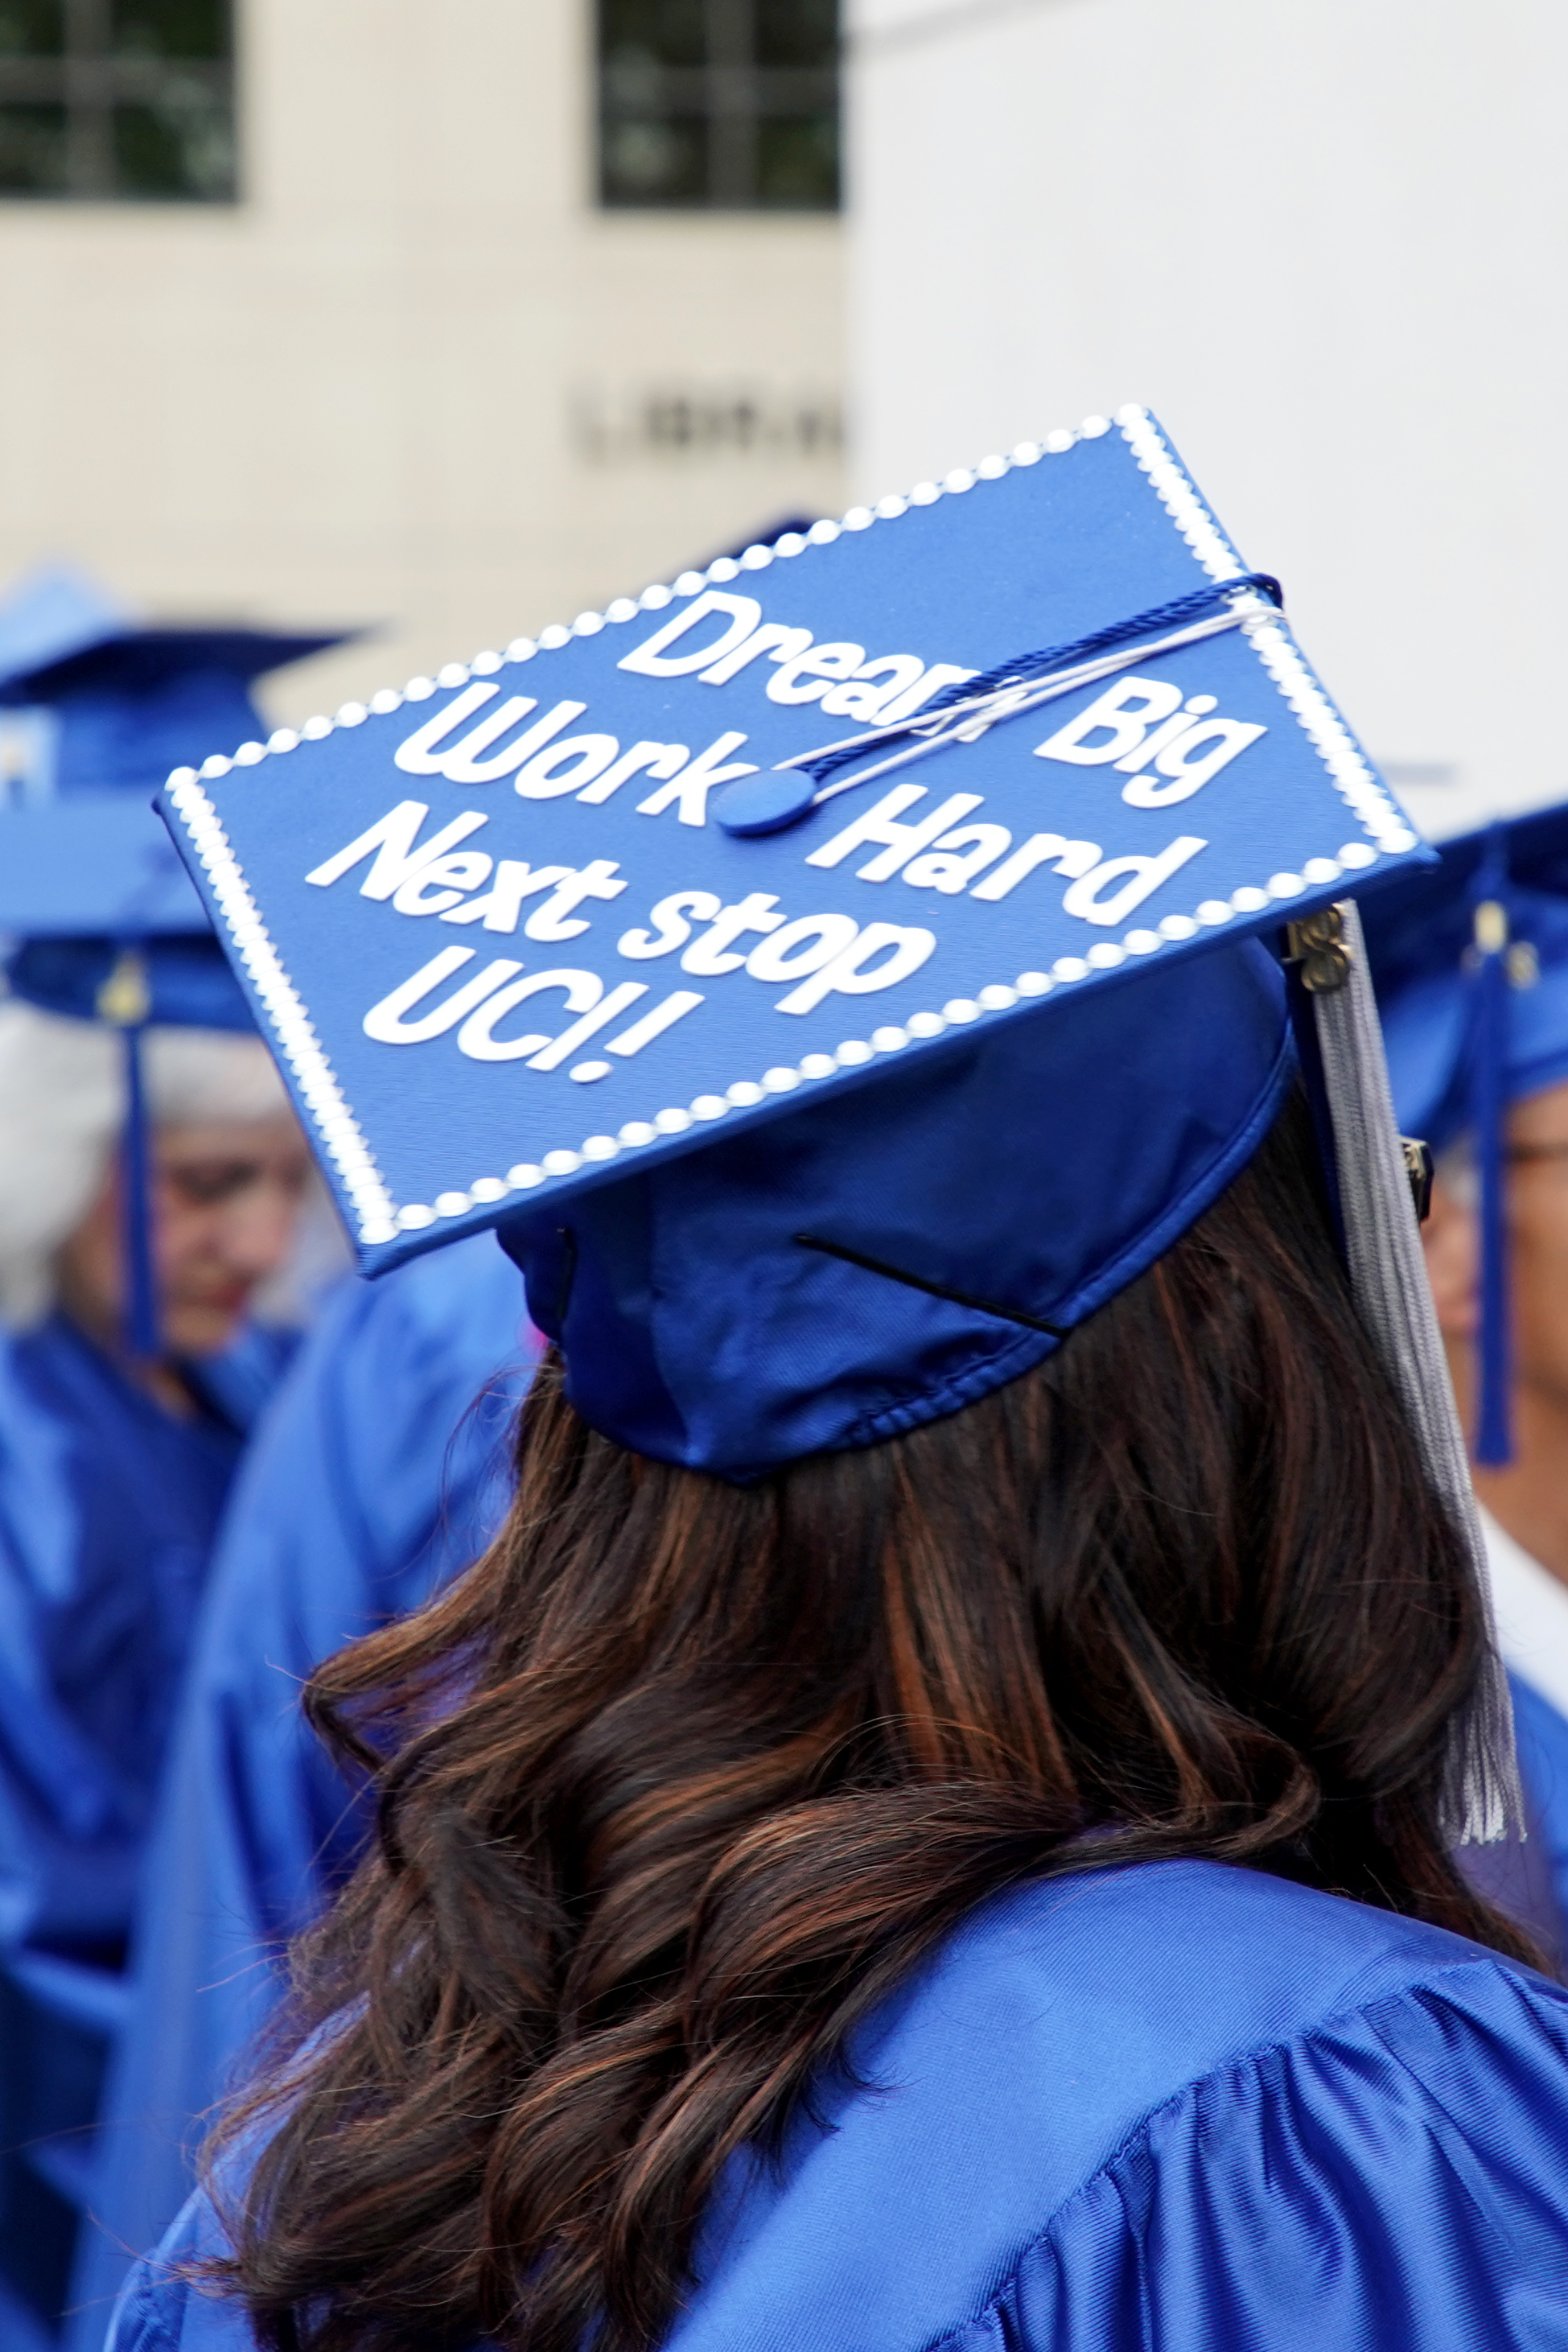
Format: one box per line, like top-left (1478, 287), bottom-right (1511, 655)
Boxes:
top-left (208, 1092), bottom-right (1529, 2352)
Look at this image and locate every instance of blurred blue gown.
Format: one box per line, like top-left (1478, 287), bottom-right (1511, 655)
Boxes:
top-left (109, 1858), bottom-right (1568, 2351)
top-left (68, 1238), bottom-right (532, 2352)
top-left (0, 1310), bottom-right (295, 2350)
top-left (1472, 1508), bottom-right (1568, 1971)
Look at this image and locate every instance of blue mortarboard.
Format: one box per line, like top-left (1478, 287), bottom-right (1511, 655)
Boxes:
top-left (0, 797), bottom-right (250, 1031)
top-left (1364, 803), bottom-right (1568, 1467)
top-left (0, 568), bottom-right (356, 1353)
top-left (153, 406), bottom-right (1435, 1481)
top-left (0, 561), bottom-right (357, 1028)
top-left (0, 562), bottom-right (352, 806)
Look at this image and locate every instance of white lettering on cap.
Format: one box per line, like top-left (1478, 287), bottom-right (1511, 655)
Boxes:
top-left (521, 860), bottom-right (628, 942)
top-left (635, 733), bottom-right (759, 826)
top-left (697, 622), bottom-right (813, 686)
top-left (969, 833), bottom-right (1101, 900)
top-left (774, 921), bottom-right (936, 1015)
top-left (305, 800), bottom-right (490, 900)
top-left (817, 654), bottom-right (928, 723)
top-left (393, 682), bottom-right (502, 775)
top-left (747, 916), bottom-right (936, 1015)
top-left (681, 892), bottom-right (787, 974)
top-left (439, 859), bottom-right (574, 934)
top-left (390, 850), bottom-right (494, 916)
top-left (619, 891), bottom-right (722, 960)
top-left (618, 590), bottom-right (763, 678)
top-left (448, 702), bottom-right (587, 785)
top-left (1061, 835), bottom-right (1208, 927)
top-left (805, 785), bottom-right (986, 880)
top-left (393, 685), bottom-right (593, 786)
top-left (1112, 694), bottom-right (1217, 773)
top-left (766, 643), bottom-right (866, 706)
top-left (745, 912), bottom-right (860, 990)
top-left (1034, 676), bottom-right (1184, 767)
top-left (363, 947), bottom-right (522, 1043)
top-left (455, 973), bottom-right (654, 1069)
top-left (574, 741), bottom-right (689, 805)
top-left (513, 734), bottom-right (622, 799)
top-left (900, 823), bottom-right (1012, 895)
top-left (455, 968), bottom-right (607, 1063)
top-left (1121, 720), bottom-right (1267, 807)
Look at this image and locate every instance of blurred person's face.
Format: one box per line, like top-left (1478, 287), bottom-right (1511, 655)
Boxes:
top-left (1425, 1078), bottom-right (1568, 1418)
top-left (55, 1112), bottom-right (311, 1362)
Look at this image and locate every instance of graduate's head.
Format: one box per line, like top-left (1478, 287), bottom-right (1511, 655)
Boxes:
top-left (179, 421), bottom-right (1524, 2351)
top-left (0, 995), bottom-right (307, 1354)
top-left (212, 955), bottom-right (1529, 2352)
top-left (1422, 1081), bottom-right (1568, 1452)
top-left (1365, 807), bottom-right (1568, 1468)
top-left (0, 572), bottom-right (353, 1360)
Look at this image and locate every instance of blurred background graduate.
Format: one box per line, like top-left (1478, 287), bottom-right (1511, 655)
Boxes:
top-left (0, 566), bottom-right (349, 2347)
top-left (1367, 809), bottom-right (1568, 1973)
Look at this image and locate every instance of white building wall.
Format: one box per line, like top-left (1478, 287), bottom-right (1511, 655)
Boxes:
top-left (0, 0), bottom-right (844, 723)
top-left (847, 0), bottom-right (1568, 835)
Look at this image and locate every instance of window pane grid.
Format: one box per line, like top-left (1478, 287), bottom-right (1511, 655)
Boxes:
top-left (599, 0), bottom-right (838, 212)
top-left (0, 0), bottom-right (233, 200)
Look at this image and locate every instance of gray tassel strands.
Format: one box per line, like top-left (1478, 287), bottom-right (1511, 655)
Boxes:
top-left (1311, 899), bottom-right (1520, 1846)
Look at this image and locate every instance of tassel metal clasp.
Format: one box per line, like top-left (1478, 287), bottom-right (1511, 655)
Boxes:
top-left (96, 948), bottom-right (151, 1029)
top-left (1467, 900), bottom-right (1538, 988)
top-left (1286, 905), bottom-right (1352, 994)
top-left (1401, 1136), bottom-right (1434, 1224)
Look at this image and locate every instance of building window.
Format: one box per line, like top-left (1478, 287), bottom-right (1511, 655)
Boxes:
top-left (0, 1), bottom-right (236, 201)
top-left (599, 0), bottom-right (838, 212)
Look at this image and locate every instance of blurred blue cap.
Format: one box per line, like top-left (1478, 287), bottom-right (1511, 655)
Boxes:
top-left (0, 790), bottom-right (252, 1028)
top-left (1364, 804), bottom-right (1568, 1147)
top-left (0, 562), bottom-right (353, 805)
top-left (0, 565), bottom-right (357, 1032)
top-left (157, 407), bottom-right (1426, 1475)
top-left (1362, 803), bottom-right (1568, 1466)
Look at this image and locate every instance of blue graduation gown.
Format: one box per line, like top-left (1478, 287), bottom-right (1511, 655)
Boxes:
top-left (0, 1311), bottom-right (294, 2348)
top-left (107, 1858), bottom-right (1568, 2352)
top-left (68, 1240), bottom-right (532, 2352)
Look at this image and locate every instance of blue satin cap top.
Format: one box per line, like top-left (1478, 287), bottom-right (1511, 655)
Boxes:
top-left (501, 936), bottom-right (1293, 1480)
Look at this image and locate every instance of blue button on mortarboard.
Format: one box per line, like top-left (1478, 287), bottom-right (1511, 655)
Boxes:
top-left (714, 768), bottom-right (822, 834)
top-left (155, 407), bottom-right (1430, 1276)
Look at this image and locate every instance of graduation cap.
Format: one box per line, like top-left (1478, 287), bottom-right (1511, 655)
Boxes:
top-left (1363, 805), bottom-right (1568, 1468)
top-left (157, 407), bottom-right (1431, 1270)
top-left (0, 566), bottom-right (356, 1353)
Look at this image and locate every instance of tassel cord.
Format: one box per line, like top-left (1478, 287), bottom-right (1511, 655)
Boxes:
top-left (120, 1023), bottom-right (161, 1364)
